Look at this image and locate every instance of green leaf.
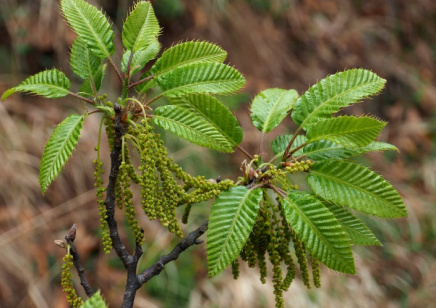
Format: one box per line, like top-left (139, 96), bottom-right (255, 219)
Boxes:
top-left (153, 105), bottom-right (233, 152)
top-left (291, 69), bottom-right (386, 129)
top-left (151, 41), bottom-right (227, 76)
top-left (122, 1), bottom-right (160, 52)
top-left (207, 186), bottom-right (262, 277)
top-left (308, 159), bottom-right (407, 218)
top-left (1, 69), bottom-right (70, 101)
top-left (61, 0), bottom-right (114, 59)
top-left (158, 62), bottom-right (245, 97)
top-left (283, 191), bottom-right (355, 274)
top-left (250, 88), bottom-right (299, 133)
top-left (271, 134), bottom-right (307, 157)
top-left (306, 116), bottom-right (386, 147)
top-left (303, 140), bottom-right (398, 161)
top-left (170, 94), bottom-right (243, 146)
top-left (70, 37), bottom-right (101, 79)
top-left (121, 40), bottom-right (161, 75)
top-left (80, 291), bottom-right (107, 308)
top-left (322, 201), bottom-right (382, 246)
top-left (136, 41), bottom-right (227, 93)
top-left (39, 114), bottom-right (86, 194)
top-left (79, 64), bottom-right (106, 97)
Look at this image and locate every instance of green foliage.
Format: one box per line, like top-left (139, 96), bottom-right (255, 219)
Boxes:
top-left (322, 201), bottom-right (381, 246)
top-left (122, 1), bottom-right (160, 52)
top-left (70, 37), bottom-right (101, 79)
top-left (158, 62), bottom-right (245, 97)
top-left (1, 1), bottom-right (407, 306)
top-left (136, 41), bottom-right (227, 93)
top-left (306, 116), bottom-right (386, 147)
top-left (170, 94), bottom-right (243, 146)
top-left (79, 64), bottom-right (106, 97)
top-left (282, 191), bottom-right (356, 274)
top-left (1, 69), bottom-right (70, 101)
top-left (308, 159), bottom-right (407, 218)
top-left (291, 69), bottom-right (386, 129)
top-left (207, 186), bottom-right (262, 277)
top-left (121, 40), bottom-right (161, 75)
top-left (39, 114), bottom-right (86, 194)
top-left (80, 291), bottom-right (108, 308)
top-left (303, 140), bottom-right (398, 161)
top-left (251, 88), bottom-right (298, 133)
top-left (61, 0), bottom-right (114, 59)
top-left (153, 105), bottom-right (234, 152)
top-left (271, 134), bottom-right (307, 157)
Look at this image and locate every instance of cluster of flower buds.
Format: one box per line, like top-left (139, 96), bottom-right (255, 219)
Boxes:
top-left (282, 160), bottom-right (314, 174)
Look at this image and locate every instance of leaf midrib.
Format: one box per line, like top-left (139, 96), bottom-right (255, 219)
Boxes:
top-left (70, 0), bottom-right (111, 58)
top-left (161, 78), bottom-right (243, 96)
top-left (211, 188), bottom-right (255, 274)
top-left (308, 121), bottom-right (383, 143)
top-left (42, 116), bottom-right (83, 188)
top-left (298, 77), bottom-right (381, 129)
top-left (260, 91), bottom-right (289, 133)
top-left (153, 110), bottom-right (232, 151)
top-left (286, 196), bottom-right (354, 272)
top-left (310, 167), bottom-right (405, 216)
top-left (131, 4), bottom-right (152, 52)
top-left (177, 96), bottom-right (237, 146)
top-left (153, 46), bottom-right (226, 77)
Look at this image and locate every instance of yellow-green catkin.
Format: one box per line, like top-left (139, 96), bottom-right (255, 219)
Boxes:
top-left (104, 116), bottom-right (115, 152)
top-left (312, 256), bottom-right (321, 288)
top-left (256, 207), bottom-right (270, 284)
top-left (266, 201), bottom-right (284, 308)
top-left (292, 230), bottom-right (311, 289)
top-left (231, 259), bottom-right (240, 279)
top-left (279, 201), bottom-right (296, 291)
top-left (119, 162), bottom-right (143, 245)
top-left (138, 121), bottom-right (160, 220)
top-left (93, 158), bottom-right (112, 254)
top-left (181, 203), bottom-right (192, 224)
top-left (61, 252), bottom-right (83, 308)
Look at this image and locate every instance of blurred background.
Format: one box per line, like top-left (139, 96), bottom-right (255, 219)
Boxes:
top-left (0, 0), bottom-right (435, 307)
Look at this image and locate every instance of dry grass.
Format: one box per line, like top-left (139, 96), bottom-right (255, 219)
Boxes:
top-left (0, 0), bottom-right (435, 307)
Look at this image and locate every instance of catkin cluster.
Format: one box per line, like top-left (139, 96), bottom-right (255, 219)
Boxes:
top-left (61, 252), bottom-right (83, 308)
top-left (236, 197), bottom-right (321, 308)
top-left (95, 117), bottom-right (233, 243)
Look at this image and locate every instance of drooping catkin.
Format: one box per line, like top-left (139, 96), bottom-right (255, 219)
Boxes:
top-left (292, 230), bottom-right (311, 289)
top-left (312, 256), bottom-right (321, 288)
top-left (61, 252), bottom-right (83, 308)
top-left (231, 259), bottom-right (240, 279)
top-left (93, 158), bottom-right (112, 254)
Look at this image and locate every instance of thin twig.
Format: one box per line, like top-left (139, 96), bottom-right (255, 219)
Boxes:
top-left (88, 109), bottom-right (102, 115)
top-left (108, 56), bottom-right (124, 84)
top-left (68, 91), bottom-right (94, 105)
top-left (268, 184), bottom-right (287, 199)
top-left (286, 142), bottom-right (307, 158)
top-left (64, 226), bottom-right (94, 298)
top-left (127, 75), bottom-right (155, 90)
top-left (259, 132), bottom-right (265, 156)
top-left (283, 127), bottom-right (302, 158)
top-left (145, 94), bottom-right (162, 106)
top-left (236, 144), bottom-right (254, 160)
top-left (137, 221), bottom-right (209, 286)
